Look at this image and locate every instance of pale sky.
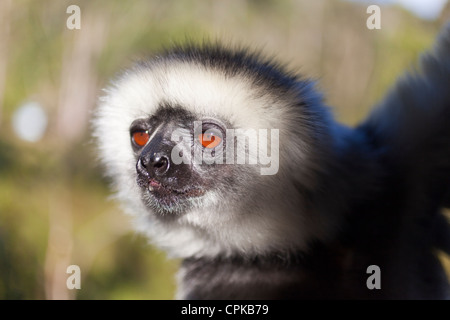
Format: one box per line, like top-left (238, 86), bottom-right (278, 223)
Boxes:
top-left (349, 0), bottom-right (448, 20)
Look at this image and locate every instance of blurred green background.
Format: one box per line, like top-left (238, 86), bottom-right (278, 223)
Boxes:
top-left (0, 0), bottom-right (449, 300)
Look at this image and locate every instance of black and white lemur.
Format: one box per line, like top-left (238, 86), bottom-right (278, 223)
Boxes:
top-left (93, 23), bottom-right (450, 299)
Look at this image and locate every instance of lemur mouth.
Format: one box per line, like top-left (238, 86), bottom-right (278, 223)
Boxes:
top-left (147, 178), bottom-right (205, 198)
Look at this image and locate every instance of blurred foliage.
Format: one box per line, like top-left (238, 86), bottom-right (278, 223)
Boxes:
top-left (0, 0), bottom-right (448, 300)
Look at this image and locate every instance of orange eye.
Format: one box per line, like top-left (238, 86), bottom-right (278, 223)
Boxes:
top-left (198, 132), bottom-right (222, 149)
top-left (132, 131), bottom-right (150, 147)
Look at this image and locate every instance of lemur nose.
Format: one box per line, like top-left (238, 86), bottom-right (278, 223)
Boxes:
top-left (149, 154), bottom-right (170, 176)
top-left (138, 152), bottom-right (170, 177)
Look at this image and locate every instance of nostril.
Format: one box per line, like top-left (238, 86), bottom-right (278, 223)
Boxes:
top-left (153, 157), bottom-right (166, 169)
top-left (139, 157), bottom-right (147, 168)
top-left (136, 157), bottom-right (149, 177)
top-left (151, 155), bottom-right (170, 175)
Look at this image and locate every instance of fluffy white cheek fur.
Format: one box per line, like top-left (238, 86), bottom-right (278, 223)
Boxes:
top-left (128, 163), bottom-right (319, 259)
